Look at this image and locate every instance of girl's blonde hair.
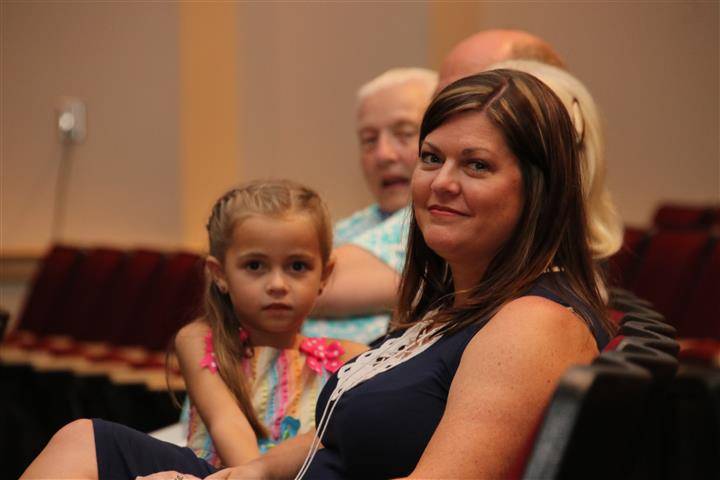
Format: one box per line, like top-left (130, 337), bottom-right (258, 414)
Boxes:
top-left (204, 179), bottom-right (333, 439)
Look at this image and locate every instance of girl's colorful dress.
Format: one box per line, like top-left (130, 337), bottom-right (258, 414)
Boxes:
top-left (183, 332), bottom-right (344, 468)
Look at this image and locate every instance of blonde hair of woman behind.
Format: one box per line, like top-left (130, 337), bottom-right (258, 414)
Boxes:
top-left (203, 179), bottom-right (333, 439)
top-left (489, 60), bottom-right (623, 260)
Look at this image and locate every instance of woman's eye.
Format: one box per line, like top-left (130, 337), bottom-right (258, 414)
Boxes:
top-left (467, 160), bottom-right (488, 172)
top-left (419, 151), bottom-right (441, 165)
top-left (290, 261), bottom-right (309, 272)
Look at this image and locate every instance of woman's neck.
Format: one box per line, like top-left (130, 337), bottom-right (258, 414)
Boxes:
top-left (449, 260), bottom-right (488, 307)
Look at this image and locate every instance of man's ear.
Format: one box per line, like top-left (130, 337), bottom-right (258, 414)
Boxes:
top-left (206, 256), bottom-right (228, 293)
top-left (318, 257), bottom-right (336, 294)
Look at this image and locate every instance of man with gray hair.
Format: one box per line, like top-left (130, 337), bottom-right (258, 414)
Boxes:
top-left (303, 68), bottom-right (437, 343)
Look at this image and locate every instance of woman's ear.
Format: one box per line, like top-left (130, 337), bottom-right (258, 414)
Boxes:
top-left (318, 257), bottom-right (336, 294)
top-left (206, 256), bottom-right (228, 293)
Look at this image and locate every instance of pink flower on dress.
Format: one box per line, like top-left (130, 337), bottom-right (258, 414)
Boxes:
top-left (200, 331), bottom-right (218, 373)
top-left (199, 329), bottom-right (248, 373)
top-left (238, 327), bottom-right (249, 342)
top-left (300, 337), bottom-right (345, 374)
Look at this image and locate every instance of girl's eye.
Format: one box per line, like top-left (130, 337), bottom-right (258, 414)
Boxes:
top-left (245, 260), bottom-right (262, 271)
top-left (290, 261), bottom-right (309, 272)
top-left (419, 151), bottom-right (441, 166)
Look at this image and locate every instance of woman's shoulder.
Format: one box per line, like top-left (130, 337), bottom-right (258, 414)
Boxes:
top-left (519, 272), bottom-right (610, 349)
top-left (466, 295), bottom-right (598, 363)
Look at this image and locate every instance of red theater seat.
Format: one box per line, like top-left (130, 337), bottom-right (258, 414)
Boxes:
top-left (51, 248), bottom-right (128, 342)
top-left (630, 231), bottom-right (714, 331)
top-left (103, 250), bottom-right (167, 346)
top-left (607, 226), bottom-right (650, 289)
top-left (678, 239), bottom-right (720, 340)
top-left (13, 245), bottom-right (85, 338)
top-left (653, 204), bottom-right (717, 230)
top-left (123, 251), bottom-right (205, 351)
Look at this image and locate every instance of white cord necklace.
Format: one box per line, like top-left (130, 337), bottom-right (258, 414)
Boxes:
top-left (295, 315), bottom-right (443, 479)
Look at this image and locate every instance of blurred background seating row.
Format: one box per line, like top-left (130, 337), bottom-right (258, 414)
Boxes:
top-left (608, 203), bottom-right (720, 344)
top-left (0, 246), bottom-right (205, 478)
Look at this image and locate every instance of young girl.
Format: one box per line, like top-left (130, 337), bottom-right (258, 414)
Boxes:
top-left (174, 179), bottom-right (367, 468)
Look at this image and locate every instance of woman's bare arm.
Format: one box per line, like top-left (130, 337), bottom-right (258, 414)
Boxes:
top-left (403, 296), bottom-right (598, 479)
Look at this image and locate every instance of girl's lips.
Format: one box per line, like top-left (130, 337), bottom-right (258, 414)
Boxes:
top-left (428, 204), bottom-right (469, 216)
top-left (263, 303), bottom-right (292, 311)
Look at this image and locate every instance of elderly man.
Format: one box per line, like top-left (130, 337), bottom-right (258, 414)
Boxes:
top-left (303, 68), bottom-right (438, 343)
top-left (306, 30), bottom-right (564, 343)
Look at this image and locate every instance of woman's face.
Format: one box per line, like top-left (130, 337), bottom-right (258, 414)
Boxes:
top-left (412, 110), bottom-right (524, 270)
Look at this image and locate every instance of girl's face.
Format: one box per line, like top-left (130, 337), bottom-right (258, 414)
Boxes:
top-left (412, 110), bottom-right (524, 275)
top-left (209, 213), bottom-right (332, 347)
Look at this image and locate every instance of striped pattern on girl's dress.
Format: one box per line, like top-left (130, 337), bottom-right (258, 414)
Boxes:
top-left (185, 342), bottom-right (335, 468)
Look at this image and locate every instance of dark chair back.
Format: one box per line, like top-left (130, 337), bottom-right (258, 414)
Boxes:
top-left (518, 296), bottom-right (680, 479)
top-left (520, 355), bottom-right (653, 479)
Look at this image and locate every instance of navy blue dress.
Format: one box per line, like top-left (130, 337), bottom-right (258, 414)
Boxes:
top-left (90, 273), bottom-right (609, 479)
top-left (303, 273), bottom-right (610, 479)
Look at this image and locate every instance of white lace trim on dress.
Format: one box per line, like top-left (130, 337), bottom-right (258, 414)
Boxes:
top-left (295, 315), bottom-right (443, 479)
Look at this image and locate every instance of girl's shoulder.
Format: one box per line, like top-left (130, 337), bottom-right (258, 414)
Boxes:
top-left (334, 338), bottom-right (370, 362)
top-left (175, 318), bottom-right (212, 350)
top-left (175, 319), bottom-right (226, 375)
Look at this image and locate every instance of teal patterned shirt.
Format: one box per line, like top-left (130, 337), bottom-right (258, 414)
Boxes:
top-left (302, 205), bottom-right (410, 344)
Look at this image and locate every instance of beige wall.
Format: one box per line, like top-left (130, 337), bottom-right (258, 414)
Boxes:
top-left (237, 2), bottom-right (427, 221)
top-left (2, 2), bottom-right (183, 251)
top-left (1, 2), bottom-right (718, 255)
top-left (472, 1), bottom-right (720, 226)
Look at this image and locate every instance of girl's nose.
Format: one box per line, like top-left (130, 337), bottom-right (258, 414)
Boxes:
top-left (266, 270), bottom-right (289, 296)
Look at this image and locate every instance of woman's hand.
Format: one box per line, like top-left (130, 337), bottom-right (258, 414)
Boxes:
top-left (204, 461), bottom-right (266, 479)
top-left (136, 471), bottom-right (201, 480)
top-left (203, 431), bottom-right (316, 480)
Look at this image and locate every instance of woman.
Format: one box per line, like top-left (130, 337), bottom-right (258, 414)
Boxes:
top-left (22, 69), bottom-right (614, 480)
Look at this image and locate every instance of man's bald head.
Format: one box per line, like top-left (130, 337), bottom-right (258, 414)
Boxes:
top-left (437, 29), bottom-right (564, 91)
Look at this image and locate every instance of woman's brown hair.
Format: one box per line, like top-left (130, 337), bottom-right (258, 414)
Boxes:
top-left (395, 69), bottom-right (614, 338)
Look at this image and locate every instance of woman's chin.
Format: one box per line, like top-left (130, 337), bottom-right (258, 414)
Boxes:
top-left (423, 235), bottom-right (463, 260)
